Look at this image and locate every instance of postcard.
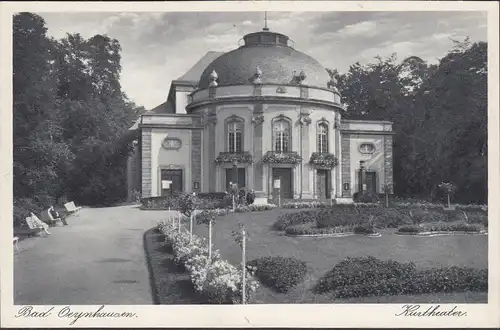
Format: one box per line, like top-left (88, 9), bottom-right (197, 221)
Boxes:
top-left (1, 1), bottom-right (499, 328)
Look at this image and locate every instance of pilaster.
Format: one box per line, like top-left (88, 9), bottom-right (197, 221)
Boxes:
top-left (141, 128), bottom-right (152, 198)
top-left (341, 133), bottom-right (351, 197)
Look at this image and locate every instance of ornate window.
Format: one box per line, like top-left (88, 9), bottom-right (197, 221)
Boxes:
top-left (359, 142), bottom-right (376, 154)
top-left (273, 119), bottom-right (290, 153)
top-left (227, 120), bottom-right (243, 153)
top-left (317, 122), bottom-right (329, 153)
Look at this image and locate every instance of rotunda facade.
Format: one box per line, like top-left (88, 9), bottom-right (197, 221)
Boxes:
top-left (128, 27), bottom-right (394, 204)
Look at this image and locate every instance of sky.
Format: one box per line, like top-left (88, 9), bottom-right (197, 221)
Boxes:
top-left (39, 11), bottom-right (487, 110)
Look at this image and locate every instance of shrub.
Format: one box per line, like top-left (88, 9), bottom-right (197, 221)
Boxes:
top-left (283, 201), bottom-right (332, 209)
top-left (285, 224), bottom-right (352, 236)
top-left (369, 208), bottom-right (412, 228)
top-left (315, 209), bottom-right (369, 229)
top-left (247, 256), bottom-right (307, 293)
top-left (407, 209), bottom-right (447, 224)
top-left (314, 256), bottom-right (416, 294)
top-left (353, 222), bottom-right (375, 234)
top-left (13, 197), bottom-right (45, 227)
top-left (397, 224), bottom-right (421, 233)
top-left (397, 222), bottom-right (484, 233)
top-left (272, 210), bottom-right (316, 230)
top-left (315, 256), bottom-right (487, 298)
top-left (464, 212), bottom-right (488, 227)
top-left (158, 220), bottom-right (259, 304)
top-left (353, 191), bottom-right (380, 203)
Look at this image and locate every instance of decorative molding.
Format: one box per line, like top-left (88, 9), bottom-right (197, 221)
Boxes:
top-left (291, 70), bottom-right (307, 85)
top-left (299, 114), bottom-right (312, 126)
top-left (358, 142), bottom-right (376, 154)
top-left (161, 164), bottom-right (184, 170)
top-left (276, 86), bottom-right (288, 94)
top-left (162, 137), bottom-right (182, 150)
top-left (251, 114), bottom-right (264, 126)
top-left (209, 70), bottom-right (218, 87)
top-left (252, 66), bottom-right (263, 84)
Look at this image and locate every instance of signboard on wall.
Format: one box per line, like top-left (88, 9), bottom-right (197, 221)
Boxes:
top-left (162, 180), bottom-right (172, 189)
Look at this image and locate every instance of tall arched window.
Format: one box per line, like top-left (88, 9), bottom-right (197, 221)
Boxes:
top-left (317, 122), bottom-right (329, 153)
top-left (273, 119), bottom-right (290, 153)
top-left (227, 120), bottom-right (243, 153)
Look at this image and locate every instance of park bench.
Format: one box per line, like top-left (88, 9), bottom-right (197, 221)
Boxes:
top-left (64, 201), bottom-right (82, 214)
top-left (23, 216), bottom-right (44, 237)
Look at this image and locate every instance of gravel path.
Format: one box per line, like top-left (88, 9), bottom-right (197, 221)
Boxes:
top-left (14, 205), bottom-right (175, 305)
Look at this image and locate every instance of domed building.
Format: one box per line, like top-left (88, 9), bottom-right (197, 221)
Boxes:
top-left (127, 26), bottom-right (394, 204)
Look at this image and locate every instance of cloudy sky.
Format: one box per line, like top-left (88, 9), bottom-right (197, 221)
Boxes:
top-left (39, 11), bottom-right (487, 109)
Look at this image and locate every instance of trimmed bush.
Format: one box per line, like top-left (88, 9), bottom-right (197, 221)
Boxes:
top-left (272, 210), bottom-right (316, 230)
top-left (397, 221), bottom-right (484, 234)
top-left (285, 224), bottom-right (351, 236)
top-left (315, 256), bottom-right (487, 298)
top-left (247, 256), bottom-right (307, 293)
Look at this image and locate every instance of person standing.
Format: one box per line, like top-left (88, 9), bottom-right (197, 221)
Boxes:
top-left (246, 189), bottom-right (255, 205)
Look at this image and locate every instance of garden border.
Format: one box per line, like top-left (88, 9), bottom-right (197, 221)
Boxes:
top-left (285, 232), bottom-right (382, 238)
top-left (395, 230), bottom-right (488, 237)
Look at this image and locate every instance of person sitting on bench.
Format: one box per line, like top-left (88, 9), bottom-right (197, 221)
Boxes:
top-left (49, 206), bottom-right (68, 226)
top-left (30, 212), bottom-right (51, 235)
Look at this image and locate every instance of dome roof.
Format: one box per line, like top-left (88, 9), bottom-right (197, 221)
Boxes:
top-left (198, 30), bottom-right (330, 89)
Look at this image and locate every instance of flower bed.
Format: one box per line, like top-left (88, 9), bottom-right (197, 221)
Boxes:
top-left (157, 220), bottom-right (259, 304)
top-left (282, 201), bottom-right (379, 209)
top-left (397, 221), bottom-right (485, 235)
top-left (284, 223), bottom-right (380, 237)
top-left (235, 204), bottom-right (277, 213)
top-left (392, 198), bottom-right (487, 212)
top-left (314, 256), bottom-right (487, 298)
top-left (247, 256), bottom-right (307, 293)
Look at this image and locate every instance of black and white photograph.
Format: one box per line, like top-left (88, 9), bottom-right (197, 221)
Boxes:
top-left (1, 1), bottom-right (499, 328)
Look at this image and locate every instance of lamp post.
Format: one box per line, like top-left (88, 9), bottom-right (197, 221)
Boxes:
top-left (232, 159), bottom-right (238, 188)
top-left (359, 160), bottom-right (366, 193)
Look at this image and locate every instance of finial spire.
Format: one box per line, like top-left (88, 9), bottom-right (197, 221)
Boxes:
top-left (263, 11), bottom-right (269, 31)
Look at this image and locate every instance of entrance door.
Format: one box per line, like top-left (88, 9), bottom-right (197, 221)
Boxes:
top-left (316, 169), bottom-right (331, 200)
top-left (161, 169), bottom-right (183, 196)
top-left (225, 168), bottom-right (246, 189)
top-left (365, 171), bottom-right (377, 194)
top-left (272, 168), bottom-right (293, 199)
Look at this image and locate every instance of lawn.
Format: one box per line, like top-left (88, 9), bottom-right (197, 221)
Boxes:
top-left (190, 209), bottom-right (488, 303)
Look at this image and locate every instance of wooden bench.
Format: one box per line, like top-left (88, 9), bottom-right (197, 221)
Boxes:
top-left (64, 201), bottom-right (82, 214)
top-left (23, 216), bottom-right (44, 237)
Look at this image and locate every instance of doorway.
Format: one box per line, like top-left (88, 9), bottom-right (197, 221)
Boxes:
top-left (272, 168), bottom-right (293, 199)
top-left (160, 169), bottom-right (183, 196)
top-left (225, 168), bottom-right (246, 189)
top-left (316, 169), bottom-right (331, 200)
top-left (365, 171), bottom-right (377, 194)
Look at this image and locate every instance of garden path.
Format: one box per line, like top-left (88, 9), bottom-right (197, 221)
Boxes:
top-left (14, 205), bottom-right (174, 305)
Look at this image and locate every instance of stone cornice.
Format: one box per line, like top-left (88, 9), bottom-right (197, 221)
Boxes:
top-left (340, 129), bottom-right (395, 136)
top-left (187, 96), bottom-right (342, 112)
top-left (139, 124), bottom-right (204, 130)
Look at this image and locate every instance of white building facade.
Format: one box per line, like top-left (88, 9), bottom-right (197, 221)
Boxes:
top-left (127, 28), bottom-right (394, 204)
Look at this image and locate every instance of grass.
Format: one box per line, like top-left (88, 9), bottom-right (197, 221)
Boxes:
top-left (190, 209), bottom-right (488, 303)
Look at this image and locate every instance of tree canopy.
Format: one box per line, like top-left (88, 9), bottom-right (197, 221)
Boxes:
top-left (328, 38), bottom-right (487, 204)
top-left (13, 12), bottom-right (142, 223)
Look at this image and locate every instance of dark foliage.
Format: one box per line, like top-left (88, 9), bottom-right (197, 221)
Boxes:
top-left (247, 256), bottom-right (307, 293)
top-left (315, 256), bottom-right (487, 298)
